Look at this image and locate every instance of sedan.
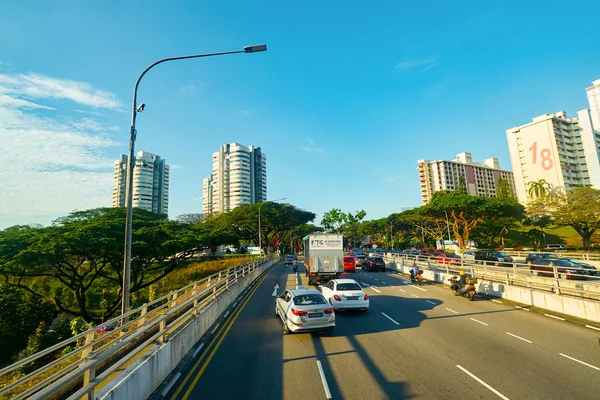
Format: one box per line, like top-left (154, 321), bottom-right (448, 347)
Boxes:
top-left (435, 253), bottom-right (461, 265)
top-left (321, 279), bottom-right (369, 312)
top-left (562, 258), bottom-right (600, 276)
top-left (461, 251), bottom-right (476, 262)
top-left (275, 287), bottom-right (335, 334)
top-left (355, 254), bottom-right (367, 266)
top-left (364, 256), bottom-right (386, 272)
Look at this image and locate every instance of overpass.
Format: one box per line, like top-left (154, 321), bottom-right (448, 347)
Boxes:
top-left (1, 256), bottom-right (599, 399)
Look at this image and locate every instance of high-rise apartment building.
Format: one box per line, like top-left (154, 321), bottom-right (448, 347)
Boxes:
top-left (202, 143), bottom-right (267, 216)
top-left (587, 79), bottom-right (600, 129)
top-left (112, 151), bottom-right (170, 214)
top-left (417, 152), bottom-right (515, 204)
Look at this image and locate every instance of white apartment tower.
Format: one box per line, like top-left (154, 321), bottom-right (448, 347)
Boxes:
top-left (112, 151), bottom-right (170, 214)
top-left (417, 152), bottom-right (515, 204)
top-left (202, 143), bottom-right (267, 216)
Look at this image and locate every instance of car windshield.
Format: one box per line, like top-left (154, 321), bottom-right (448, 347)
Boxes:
top-left (553, 260), bottom-right (576, 267)
top-left (293, 294), bottom-right (326, 305)
top-left (494, 252), bottom-right (509, 257)
top-left (337, 283), bottom-right (361, 291)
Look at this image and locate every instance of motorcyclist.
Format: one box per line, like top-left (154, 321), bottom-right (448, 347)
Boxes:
top-left (452, 270), bottom-right (472, 294)
top-left (410, 262), bottom-right (419, 282)
top-left (292, 260), bottom-right (298, 272)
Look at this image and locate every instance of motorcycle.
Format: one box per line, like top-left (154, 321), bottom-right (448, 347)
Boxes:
top-left (293, 264), bottom-right (298, 273)
top-left (449, 276), bottom-right (477, 301)
top-left (410, 269), bottom-right (424, 286)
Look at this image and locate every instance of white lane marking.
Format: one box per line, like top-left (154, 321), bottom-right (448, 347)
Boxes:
top-left (381, 312), bottom-right (400, 325)
top-left (426, 300), bottom-right (436, 305)
top-left (544, 314), bottom-right (565, 321)
top-left (559, 353), bottom-right (600, 371)
top-left (316, 360), bottom-right (333, 399)
top-left (271, 284), bottom-right (280, 297)
top-left (456, 365), bottom-right (510, 400)
top-left (359, 281), bottom-right (369, 286)
top-left (192, 342), bottom-right (205, 358)
top-left (515, 306), bottom-right (530, 311)
top-left (398, 288), bottom-right (406, 293)
top-left (232, 301), bottom-right (238, 308)
top-left (161, 372), bottom-right (181, 397)
top-left (445, 308), bottom-right (459, 314)
top-left (470, 318), bottom-right (489, 326)
top-left (586, 325), bottom-right (600, 332)
top-left (211, 323), bottom-right (220, 335)
top-left (367, 286), bottom-right (382, 293)
top-left (410, 294), bottom-right (419, 298)
top-left (506, 332), bottom-right (532, 343)
top-left (492, 299), bottom-right (503, 304)
top-left (223, 311), bottom-right (230, 319)
top-left (408, 285), bottom-right (427, 291)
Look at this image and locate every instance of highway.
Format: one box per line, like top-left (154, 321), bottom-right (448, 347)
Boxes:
top-left (161, 261), bottom-right (600, 400)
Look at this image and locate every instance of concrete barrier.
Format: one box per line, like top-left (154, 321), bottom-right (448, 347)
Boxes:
top-left (385, 258), bottom-right (600, 324)
top-left (96, 259), bottom-right (276, 400)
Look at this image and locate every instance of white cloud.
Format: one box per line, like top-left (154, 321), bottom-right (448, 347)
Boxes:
top-left (178, 80), bottom-right (203, 96)
top-left (395, 57), bottom-right (439, 72)
top-left (0, 72), bottom-right (122, 229)
top-left (0, 73), bottom-right (121, 109)
top-left (301, 138), bottom-right (325, 154)
top-left (240, 109), bottom-right (251, 116)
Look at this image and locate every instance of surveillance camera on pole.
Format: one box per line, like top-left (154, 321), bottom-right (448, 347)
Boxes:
top-left (136, 103), bottom-right (145, 113)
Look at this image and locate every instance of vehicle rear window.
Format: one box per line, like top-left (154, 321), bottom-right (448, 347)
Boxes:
top-left (553, 260), bottom-right (576, 267)
top-left (337, 283), bottom-right (361, 291)
top-left (293, 294), bottom-right (326, 305)
top-left (343, 257), bottom-right (354, 262)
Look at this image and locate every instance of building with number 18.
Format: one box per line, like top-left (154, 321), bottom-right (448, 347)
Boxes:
top-left (506, 79), bottom-right (600, 204)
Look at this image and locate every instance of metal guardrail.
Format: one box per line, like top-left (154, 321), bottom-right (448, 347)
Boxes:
top-left (385, 254), bottom-right (600, 302)
top-left (0, 257), bottom-right (273, 400)
top-left (503, 250), bottom-right (600, 262)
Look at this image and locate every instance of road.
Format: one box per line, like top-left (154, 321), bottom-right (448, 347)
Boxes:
top-left (161, 261), bottom-right (600, 400)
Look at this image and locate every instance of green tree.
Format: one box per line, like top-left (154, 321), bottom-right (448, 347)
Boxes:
top-left (0, 208), bottom-right (213, 322)
top-left (527, 179), bottom-right (552, 200)
top-left (321, 208), bottom-right (346, 233)
top-left (497, 177), bottom-right (515, 199)
top-left (550, 186), bottom-right (600, 250)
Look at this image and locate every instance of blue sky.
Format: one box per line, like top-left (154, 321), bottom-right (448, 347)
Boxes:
top-left (1, 0), bottom-right (599, 229)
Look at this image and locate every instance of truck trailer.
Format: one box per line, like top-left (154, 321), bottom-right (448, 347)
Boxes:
top-left (302, 234), bottom-right (344, 285)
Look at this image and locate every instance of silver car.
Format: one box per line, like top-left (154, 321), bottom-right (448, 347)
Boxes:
top-left (355, 254), bottom-right (367, 266)
top-left (275, 286), bottom-right (335, 334)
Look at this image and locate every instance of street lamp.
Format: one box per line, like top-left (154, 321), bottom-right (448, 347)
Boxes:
top-left (121, 45), bottom-right (267, 322)
top-left (420, 218), bottom-right (426, 249)
top-left (258, 197), bottom-right (287, 258)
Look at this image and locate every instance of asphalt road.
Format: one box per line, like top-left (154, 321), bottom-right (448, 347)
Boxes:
top-left (162, 262), bottom-right (600, 400)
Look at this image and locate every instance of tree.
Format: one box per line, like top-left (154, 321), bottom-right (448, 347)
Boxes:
top-left (550, 187), bottom-right (600, 250)
top-left (176, 213), bottom-right (204, 224)
top-left (0, 208), bottom-right (213, 322)
top-left (457, 176), bottom-right (468, 194)
top-left (321, 209), bottom-right (346, 233)
top-left (497, 177), bottom-right (514, 199)
top-left (425, 191), bottom-right (524, 250)
top-left (527, 179), bottom-right (552, 200)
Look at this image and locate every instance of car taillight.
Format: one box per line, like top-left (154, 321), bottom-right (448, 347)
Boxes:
top-left (291, 308), bottom-right (307, 316)
top-left (333, 295), bottom-right (341, 301)
top-left (324, 307), bottom-right (334, 314)
top-left (364, 294), bottom-right (369, 300)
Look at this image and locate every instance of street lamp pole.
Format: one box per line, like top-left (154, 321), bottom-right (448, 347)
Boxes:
top-left (258, 197), bottom-right (286, 258)
top-left (121, 45), bottom-right (267, 322)
top-left (443, 210), bottom-right (452, 243)
top-left (420, 218), bottom-right (426, 249)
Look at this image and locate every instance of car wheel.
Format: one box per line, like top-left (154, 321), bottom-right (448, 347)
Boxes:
top-left (362, 308), bottom-right (369, 313)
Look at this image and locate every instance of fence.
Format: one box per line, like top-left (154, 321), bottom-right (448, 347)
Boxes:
top-left (384, 253), bottom-right (600, 302)
top-left (0, 257), bottom-right (274, 400)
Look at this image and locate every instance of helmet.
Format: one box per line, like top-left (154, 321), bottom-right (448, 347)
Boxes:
top-left (459, 270), bottom-right (465, 276)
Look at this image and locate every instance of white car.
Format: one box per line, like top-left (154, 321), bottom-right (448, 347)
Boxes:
top-left (275, 286), bottom-right (335, 334)
top-left (461, 251), bottom-right (476, 262)
top-left (321, 279), bottom-right (369, 312)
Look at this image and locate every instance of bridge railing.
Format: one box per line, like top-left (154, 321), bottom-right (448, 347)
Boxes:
top-left (0, 256), bottom-right (273, 400)
top-left (385, 253), bottom-right (600, 301)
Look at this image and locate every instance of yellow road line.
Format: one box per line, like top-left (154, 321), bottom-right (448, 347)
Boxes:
top-left (170, 267), bottom-right (273, 399)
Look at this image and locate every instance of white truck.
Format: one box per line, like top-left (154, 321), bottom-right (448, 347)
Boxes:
top-left (302, 234), bottom-right (344, 285)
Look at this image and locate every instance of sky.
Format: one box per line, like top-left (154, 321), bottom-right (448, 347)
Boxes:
top-left (1, 0), bottom-right (599, 229)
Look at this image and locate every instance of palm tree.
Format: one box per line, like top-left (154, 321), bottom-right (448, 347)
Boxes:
top-left (527, 179), bottom-right (552, 200)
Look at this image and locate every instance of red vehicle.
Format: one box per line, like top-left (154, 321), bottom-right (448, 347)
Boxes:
top-left (343, 256), bottom-right (356, 273)
top-left (435, 253), bottom-right (461, 265)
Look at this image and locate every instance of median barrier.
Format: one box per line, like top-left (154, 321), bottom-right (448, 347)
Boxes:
top-left (384, 256), bottom-right (600, 324)
top-left (95, 258), bottom-right (277, 400)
